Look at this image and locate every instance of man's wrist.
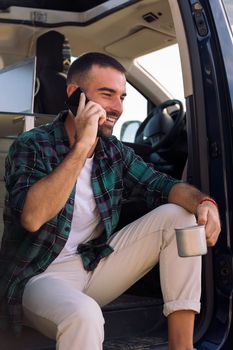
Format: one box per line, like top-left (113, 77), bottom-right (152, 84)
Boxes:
top-left (198, 197), bottom-right (218, 207)
top-left (71, 140), bottom-right (90, 155)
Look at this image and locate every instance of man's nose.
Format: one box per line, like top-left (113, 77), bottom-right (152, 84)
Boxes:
top-left (111, 97), bottom-right (123, 114)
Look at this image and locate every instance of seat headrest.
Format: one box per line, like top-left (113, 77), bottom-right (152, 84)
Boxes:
top-left (36, 31), bottom-right (66, 72)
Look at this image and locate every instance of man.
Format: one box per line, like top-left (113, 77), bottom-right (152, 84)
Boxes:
top-left (0, 52), bottom-right (220, 350)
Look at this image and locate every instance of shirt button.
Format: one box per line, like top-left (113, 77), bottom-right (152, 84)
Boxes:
top-left (69, 199), bottom-right (74, 205)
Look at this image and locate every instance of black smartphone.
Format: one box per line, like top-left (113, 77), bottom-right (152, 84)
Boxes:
top-left (65, 87), bottom-right (89, 116)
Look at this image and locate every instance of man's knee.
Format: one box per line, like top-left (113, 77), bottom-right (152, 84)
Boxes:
top-left (153, 203), bottom-right (196, 228)
top-left (64, 297), bottom-right (105, 330)
top-left (56, 297), bottom-right (105, 347)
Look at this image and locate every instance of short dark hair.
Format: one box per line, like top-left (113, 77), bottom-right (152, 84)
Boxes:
top-left (67, 52), bottom-right (126, 85)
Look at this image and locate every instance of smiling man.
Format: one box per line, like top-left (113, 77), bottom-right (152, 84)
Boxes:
top-left (0, 52), bottom-right (220, 350)
top-left (65, 57), bottom-right (127, 147)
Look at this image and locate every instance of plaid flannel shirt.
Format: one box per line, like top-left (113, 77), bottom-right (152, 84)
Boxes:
top-left (0, 111), bottom-right (180, 333)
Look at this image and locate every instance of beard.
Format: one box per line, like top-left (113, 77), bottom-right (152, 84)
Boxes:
top-left (97, 112), bottom-right (119, 138)
top-left (97, 123), bottom-right (113, 138)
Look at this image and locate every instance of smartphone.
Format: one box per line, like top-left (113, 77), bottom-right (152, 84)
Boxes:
top-left (65, 87), bottom-right (89, 116)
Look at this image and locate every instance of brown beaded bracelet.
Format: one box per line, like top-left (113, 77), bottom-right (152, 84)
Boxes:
top-left (198, 197), bottom-right (218, 207)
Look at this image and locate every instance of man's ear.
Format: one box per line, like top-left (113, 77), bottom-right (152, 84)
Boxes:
top-left (67, 83), bottom-right (79, 97)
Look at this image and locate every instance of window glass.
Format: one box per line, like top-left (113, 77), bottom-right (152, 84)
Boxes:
top-left (137, 44), bottom-right (184, 105)
top-left (115, 44), bottom-right (184, 142)
top-left (113, 82), bottom-right (147, 140)
top-left (222, 0), bottom-right (233, 32)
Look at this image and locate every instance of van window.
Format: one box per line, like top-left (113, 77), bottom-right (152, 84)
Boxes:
top-left (223, 0), bottom-right (233, 31)
top-left (114, 44), bottom-right (184, 142)
top-left (137, 44), bottom-right (184, 105)
top-left (113, 82), bottom-right (147, 140)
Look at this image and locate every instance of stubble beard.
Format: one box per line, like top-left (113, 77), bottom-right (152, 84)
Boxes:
top-left (97, 124), bottom-right (113, 138)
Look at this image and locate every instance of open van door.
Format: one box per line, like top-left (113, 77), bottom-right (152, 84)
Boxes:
top-left (175, 0), bottom-right (233, 348)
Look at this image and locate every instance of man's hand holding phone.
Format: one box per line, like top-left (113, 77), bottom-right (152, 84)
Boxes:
top-left (65, 87), bottom-right (87, 116)
top-left (66, 87), bottom-right (106, 149)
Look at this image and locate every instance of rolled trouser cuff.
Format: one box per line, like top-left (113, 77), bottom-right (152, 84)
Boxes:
top-left (163, 300), bottom-right (201, 317)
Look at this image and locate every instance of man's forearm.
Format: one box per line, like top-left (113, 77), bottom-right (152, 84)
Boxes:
top-left (168, 182), bottom-right (207, 215)
top-left (168, 182), bottom-right (221, 246)
top-left (21, 142), bottom-right (89, 232)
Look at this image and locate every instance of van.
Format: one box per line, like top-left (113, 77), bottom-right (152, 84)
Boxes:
top-left (0, 1), bottom-right (232, 349)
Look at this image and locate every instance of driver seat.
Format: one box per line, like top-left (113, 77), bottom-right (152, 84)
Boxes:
top-left (134, 99), bottom-right (187, 179)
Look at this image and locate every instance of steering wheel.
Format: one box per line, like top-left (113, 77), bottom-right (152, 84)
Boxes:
top-left (135, 99), bottom-right (185, 151)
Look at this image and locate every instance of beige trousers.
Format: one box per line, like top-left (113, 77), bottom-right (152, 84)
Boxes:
top-left (22, 204), bottom-right (201, 350)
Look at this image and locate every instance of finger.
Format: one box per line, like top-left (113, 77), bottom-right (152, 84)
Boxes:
top-left (197, 206), bottom-right (208, 226)
top-left (202, 209), bottom-right (221, 247)
top-left (205, 222), bottom-right (216, 246)
top-left (76, 92), bottom-right (86, 116)
top-left (197, 205), bottom-right (221, 246)
top-left (206, 229), bottom-right (219, 246)
top-left (205, 216), bottom-right (221, 246)
top-left (84, 103), bottom-right (106, 124)
top-left (98, 110), bottom-right (107, 125)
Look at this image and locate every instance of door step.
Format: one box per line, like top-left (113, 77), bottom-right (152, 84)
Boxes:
top-left (103, 294), bottom-right (165, 340)
top-left (103, 335), bottom-right (166, 349)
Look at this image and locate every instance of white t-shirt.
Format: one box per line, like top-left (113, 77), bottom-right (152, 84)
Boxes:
top-left (52, 156), bottom-right (103, 264)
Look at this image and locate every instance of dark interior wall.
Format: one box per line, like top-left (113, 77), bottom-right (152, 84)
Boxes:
top-left (0, 0), bottom-right (107, 12)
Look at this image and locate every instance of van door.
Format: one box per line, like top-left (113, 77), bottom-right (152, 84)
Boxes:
top-left (174, 0), bottom-right (233, 347)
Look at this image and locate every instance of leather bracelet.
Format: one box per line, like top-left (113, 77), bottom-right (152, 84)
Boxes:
top-left (198, 197), bottom-right (218, 207)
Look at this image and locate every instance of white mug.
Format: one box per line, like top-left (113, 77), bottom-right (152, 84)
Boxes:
top-left (175, 224), bottom-right (207, 257)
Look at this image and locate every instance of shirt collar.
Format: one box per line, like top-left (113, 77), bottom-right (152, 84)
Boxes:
top-left (95, 137), bottom-right (111, 160)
